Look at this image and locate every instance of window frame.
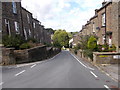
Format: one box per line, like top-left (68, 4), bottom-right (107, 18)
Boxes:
top-left (102, 13), bottom-right (106, 27)
top-left (12, 2), bottom-right (17, 14)
top-left (5, 19), bottom-right (11, 36)
top-left (14, 21), bottom-right (20, 34)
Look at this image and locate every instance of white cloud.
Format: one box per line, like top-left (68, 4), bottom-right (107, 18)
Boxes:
top-left (21, 0), bottom-right (104, 32)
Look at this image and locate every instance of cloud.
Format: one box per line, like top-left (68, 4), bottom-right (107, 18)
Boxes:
top-left (21, 0), bottom-right (104, 32)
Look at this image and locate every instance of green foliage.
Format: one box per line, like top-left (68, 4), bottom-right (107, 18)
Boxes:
top-left (97, 44), bottom-right (103, 52)
top-left (102, 44), bottom-right (109, 52)
top-left (109, 44), bottom-right (116, 52)
top-left (27, 38), bottom-right (37, 43)
top-left (44, 43), bottom-right (53, 47)
top-left (73, 44), bottom-right (81, 55)
top-left (19, 43), bottom-right (31, 49)
top-left (53, 30), bottom-right (69, 48)
top-left (87, 36), bottom-right (97, 51)
top-left (79, 35), bottom-right (98, 60)
top-left (3, 35), bottom-right (25, 49)
top-left (83, 49), bottom-right (93, 60)
top-left (79, 35), bottom-right (91, 50)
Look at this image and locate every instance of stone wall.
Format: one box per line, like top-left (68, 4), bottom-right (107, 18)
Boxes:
top-left (14, 46), bottom-right (61, 64)
top-left (2, 47), bottom-right (16, 65)
top-left (1, 46), bottom-right (61, 65)
top-left (93, 52), bottom-right (120, 64)
top-left (70, 49), bottom-right (120, 64)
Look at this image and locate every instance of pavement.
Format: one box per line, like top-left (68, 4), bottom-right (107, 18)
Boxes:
top-left (96, 64), bottom-right (120, 82)
top-left (0, 50), bottom-right (119, 89)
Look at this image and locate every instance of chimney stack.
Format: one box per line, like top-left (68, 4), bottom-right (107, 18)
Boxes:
top-left (95, 9), bottom-right (98, 15)
top-left (102, 1), bottom-right (107, 6)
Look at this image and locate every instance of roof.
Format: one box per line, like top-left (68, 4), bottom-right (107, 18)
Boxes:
top-left (22, 7), bottom-right (32, 15)
top-left (90, 14), bottom-right (98, 21)
top-left (96, 2), bottom-right (112, 12)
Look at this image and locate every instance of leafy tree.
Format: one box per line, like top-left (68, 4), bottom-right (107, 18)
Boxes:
top-left (87, 36), bottom-right (97, 51)
top-left (52, 30), bottom-right (69, 48)
top-left (79, 35), bottom-right (90, 50)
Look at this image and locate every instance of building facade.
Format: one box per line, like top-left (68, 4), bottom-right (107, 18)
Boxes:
top-left (21, 7), bottom-right (34, 40)
top-left (77, 1), bottom-right (120, 52)
top-left (2, 2), bottom-right (23, 37)
top-left (1, 1), bottom-right (52, 45)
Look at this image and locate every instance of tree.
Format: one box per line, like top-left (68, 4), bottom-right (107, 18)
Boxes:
top-left (87, 36), bottom-right (97, 51)
top-left (79, 35), bottom-right (90, 50)
top-left (52, 30), bottom-right (69, 48)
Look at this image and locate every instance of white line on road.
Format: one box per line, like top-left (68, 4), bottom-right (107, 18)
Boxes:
top-left (31, 64), bottom-right (36, 68)
top-left (90, 71), bottom-right (98, 78)
top-left (104, 85), bottom-right (111, 90)
top-left (15, 70), bottom-right (26, 76)
top-left (70, 53), bottom-right (94, 70)
top-left (0, 82), bottom-right (4, 86)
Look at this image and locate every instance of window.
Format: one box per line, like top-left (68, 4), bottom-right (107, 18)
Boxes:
top-left (102, 35), bottom-right (105, 44)
top-left (93, 22), bottom-right (95, 33)
top-left (102, 13), bottom-right (106, 26)
top-left (14, 21), bottom-right (20, 34)
top-left (27, 14), bottom-right (30, 23)
top-left (24, 28), bottom-right (27, 40)
top-left (12, 2), bottom-right (17, 14)
top-left (33, 22), bottom-right (36, 28)
top-left (29, 29), bottom-right (31, 37)
top-left (5, 19), bottom-right (11, 35)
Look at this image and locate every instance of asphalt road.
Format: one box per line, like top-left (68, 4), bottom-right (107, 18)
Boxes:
top-left (0, 51), bottom-right (118, 89)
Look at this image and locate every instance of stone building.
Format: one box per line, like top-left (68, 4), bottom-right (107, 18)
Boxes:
top-left (43, 29), bottom-right (51, 45)
top-left (96, 1), bottom-right (120, 52)
top-left (79, 1), bottom-right (120, 52)
top-left (32, 18), bottom-right (43, 43)
top-left (21, 7), bottom-right (34, 40)
top-left (2, 2), bottom-right (23, 37)
top-left (1, 1), bottom-right (52, 45)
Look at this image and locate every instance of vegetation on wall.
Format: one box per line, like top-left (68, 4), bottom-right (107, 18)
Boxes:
top-left (2, 35), bottom-right (38, 50)
top-left (73, 34), bottom-right (117, 60)
top-left (3, 35), bottom-right (25, 49)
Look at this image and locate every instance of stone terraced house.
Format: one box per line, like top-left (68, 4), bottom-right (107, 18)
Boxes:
top-left (1, 1), bottom-right (52, 45)
top-left (74, 1), bottom-right (120, 52)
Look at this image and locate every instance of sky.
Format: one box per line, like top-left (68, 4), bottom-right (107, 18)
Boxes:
top-left (21, 0), bottom-right (108, 32)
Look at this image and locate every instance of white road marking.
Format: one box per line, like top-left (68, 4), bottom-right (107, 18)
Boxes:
top-left (50, 53), bottom-right (61, 60)
top-left (15, 70), bottom-right (26, 76)
top-left (87, 66), bottom-right (94, 70)
top-left (31, 64), bottom-right (36, 68)
top-left (70, 53), bottom-right (94, 70)
top-left (0, 82), bottom-right (4, 85)
top-left (104, 85), bottom-right (111, 90)
top-left (90, 71), bottom-right (98, 78)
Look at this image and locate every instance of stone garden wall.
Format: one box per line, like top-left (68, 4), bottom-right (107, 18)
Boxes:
top-left (70, 49), bottom-right (120, 64)
top-left (93, 52), bottom-right (120, 64)
top-left (1, 46), bottom-right (61, 65)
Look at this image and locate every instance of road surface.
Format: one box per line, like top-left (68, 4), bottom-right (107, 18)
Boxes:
top-left (0, 51), bottom-right (118, 89)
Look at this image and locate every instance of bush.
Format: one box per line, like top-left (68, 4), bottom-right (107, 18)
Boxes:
top-left (87, 36), bottom-right (97, 51)
top-left (97, 44), bottom-right (102, 52)
top-left (102, 44), bottom-right (109, 52)
top-left (20, 43), bottom-right (31, 49)
top-left (3, 35), bottom-right (25, 49)
top-left (109, 44), bottom-right (116, 52)
top-left (27, 38), bottom-right (37, 43)
top-left (83, 49), bottom-right (93, 60)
